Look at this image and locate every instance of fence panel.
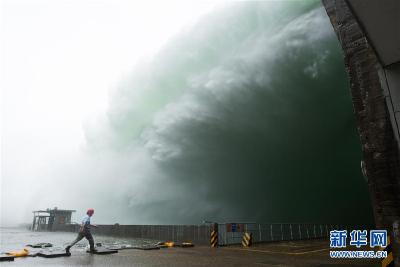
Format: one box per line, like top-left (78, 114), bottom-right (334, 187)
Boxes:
top-left (54, 222), bottom-right (374, 246)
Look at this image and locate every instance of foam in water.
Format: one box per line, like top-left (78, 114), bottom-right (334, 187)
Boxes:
top-left (32, 1), bottom-right (373, 225)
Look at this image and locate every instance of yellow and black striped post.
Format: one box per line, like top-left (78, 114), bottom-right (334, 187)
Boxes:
top-left (210, 223), bottom-right (218, 248)
top-left (242, 232), bottom-right (252, 247)
top-left (380, 236), bottom-right (394, 267)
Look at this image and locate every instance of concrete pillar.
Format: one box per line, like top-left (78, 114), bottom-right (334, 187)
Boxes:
top-left (322, 0), bottom-right (400, 263)
top-left (394, 221), bottom-right (400, 265)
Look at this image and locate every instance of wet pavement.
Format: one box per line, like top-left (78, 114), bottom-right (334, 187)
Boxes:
top-left (1, 239), bottom-right (381, 266)
top-left (0, 227), bottom-right (151, 253)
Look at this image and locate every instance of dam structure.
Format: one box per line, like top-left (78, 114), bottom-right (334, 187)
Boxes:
top-left (3, 1), bottom-right (399, 266)
top-left (322, 0), bottom-right (400, 264)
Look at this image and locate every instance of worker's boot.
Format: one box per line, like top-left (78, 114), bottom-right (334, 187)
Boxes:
top-left (87, 234), bottom-right (97, 253)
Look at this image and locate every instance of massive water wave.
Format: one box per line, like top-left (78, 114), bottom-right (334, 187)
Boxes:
top-left (73, 1), bottom-right (373, 224)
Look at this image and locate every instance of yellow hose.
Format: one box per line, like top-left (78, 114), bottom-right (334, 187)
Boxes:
top-left (6, 248), bottom-right (29, 257)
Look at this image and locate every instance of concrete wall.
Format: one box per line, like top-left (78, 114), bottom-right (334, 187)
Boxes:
top-left (323, 0), bottom-right (400, 231)
top-left (322, 0), bottom-right (400, 264)
top-left (379, 62), bottom-right (400, 150)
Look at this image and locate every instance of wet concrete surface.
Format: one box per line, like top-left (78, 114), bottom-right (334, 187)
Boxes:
top-left (0, 239), bottom-right (382, 266)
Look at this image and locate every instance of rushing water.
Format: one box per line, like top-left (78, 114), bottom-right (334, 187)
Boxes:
top-left (15, 1), bottom-right (373, 226)
top-left (94, 1), bottom-right (373, 224)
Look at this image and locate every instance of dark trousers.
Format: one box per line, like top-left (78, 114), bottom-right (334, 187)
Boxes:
top-left (69, 230), bottom-right (94, 250)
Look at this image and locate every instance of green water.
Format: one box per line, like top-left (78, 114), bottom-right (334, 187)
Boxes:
top-left (86, 1), bottom-right (374, 225)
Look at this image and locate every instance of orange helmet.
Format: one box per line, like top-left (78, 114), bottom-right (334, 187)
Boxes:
top-left (87, 208), bottom-right (94, 215)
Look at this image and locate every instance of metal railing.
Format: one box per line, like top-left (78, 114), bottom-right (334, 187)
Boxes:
top-left (55, 222), bottom-right (373, 246)
top-left (217, 223), bottom-right (373, 246)
top-left (56, 224), bottom-right (212, 245)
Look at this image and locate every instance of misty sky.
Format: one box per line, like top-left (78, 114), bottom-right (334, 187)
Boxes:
top-left (1, 0), bottom-right (374, 226)
top-left (1, 0), bottom-right (222, 225)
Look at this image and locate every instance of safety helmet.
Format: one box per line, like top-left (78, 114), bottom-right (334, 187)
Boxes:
top-left (87, 208), bottom-right (94, 215)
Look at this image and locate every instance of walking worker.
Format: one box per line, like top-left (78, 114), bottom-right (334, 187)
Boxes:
top-left (66, 208), bottom-right (98, 253)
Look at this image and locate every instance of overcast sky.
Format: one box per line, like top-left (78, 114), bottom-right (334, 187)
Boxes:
top-left (1, 0), bottom-right (222, 225)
